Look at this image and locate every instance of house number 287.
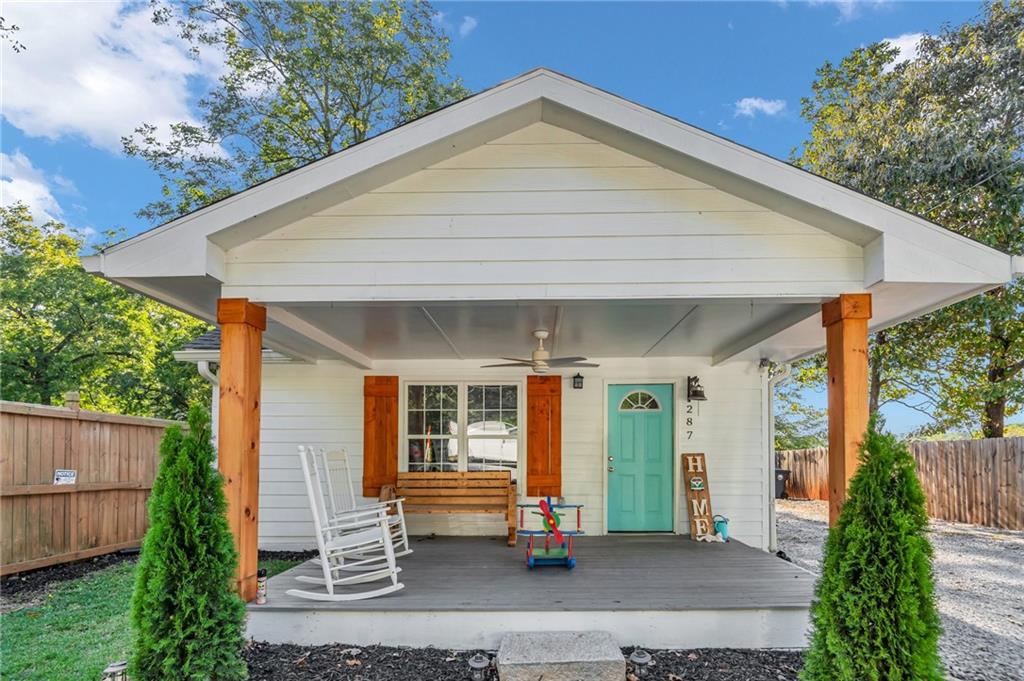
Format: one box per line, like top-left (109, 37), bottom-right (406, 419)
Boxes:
top-left (685, 403), bottom-right (695, 439)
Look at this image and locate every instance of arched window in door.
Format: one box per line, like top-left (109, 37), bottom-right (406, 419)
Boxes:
top-left (618, 390), bottom-right (661, 411)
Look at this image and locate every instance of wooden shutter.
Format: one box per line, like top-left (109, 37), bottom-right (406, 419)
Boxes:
top-left (363, 376), bottom-right (399, 497)
top-left (526, 375), bottom-right (562, 496)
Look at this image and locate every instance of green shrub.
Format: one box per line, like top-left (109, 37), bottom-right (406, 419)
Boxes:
top-left (802, 420), bottom-right (943, 681)
top-left (130, 405), bottom-right (247, 680)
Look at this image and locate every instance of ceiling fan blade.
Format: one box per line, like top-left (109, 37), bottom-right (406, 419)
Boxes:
top-left (481, 362), bottom-right (533, 368)
top-left (499, 357), bottom-right (534, 364)
top-left (547, 356), bottom-right (587, 365)
top-left (553, 362), bottom-right (601, 368)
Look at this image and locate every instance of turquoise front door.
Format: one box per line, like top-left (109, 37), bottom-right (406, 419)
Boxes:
top-left (607, 384), bottom-right (674, 532)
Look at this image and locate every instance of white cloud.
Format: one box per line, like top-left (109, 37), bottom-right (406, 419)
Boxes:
top-left (809, 0), bottom-right (891, 23)
top-left (458, 16), bottom-right (478, 38)
top-left (734, 97), bottom-right (787, 118)
top-left (0, 2), bottom-right (222, 152)
top-left (882, 32), bottom-right (923, 68)
top-left (1, 150), bottom-right (64, 222)
top-left (432, 11), bottom-right (477, 39)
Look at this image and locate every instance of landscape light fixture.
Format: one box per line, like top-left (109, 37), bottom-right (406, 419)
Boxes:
top-left (629, 648), bottom-right (652, 677)
top-left (101, 662), bottom-right (128, 681)
top-left (468, 652), bottom-right (490, 681)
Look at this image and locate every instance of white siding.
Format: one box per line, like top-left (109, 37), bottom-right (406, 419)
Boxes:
top-left (225, 123), bottom-right (863, 302)
top-left (255, 357), bottom-right (769, 551)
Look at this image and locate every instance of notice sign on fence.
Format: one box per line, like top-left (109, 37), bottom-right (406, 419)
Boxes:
top-left (682, 453), bottom-right (714, 539)
top-left (53, 469), bottom-right (77, 485)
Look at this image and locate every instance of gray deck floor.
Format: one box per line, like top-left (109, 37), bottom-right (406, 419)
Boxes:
top-left (255, 535), bottom-right (815, 612)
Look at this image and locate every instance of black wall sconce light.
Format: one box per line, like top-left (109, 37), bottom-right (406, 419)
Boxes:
top-left (687, 376), bottom-right (707, 402)
top-left (572, 373), bottom-right (584, 390)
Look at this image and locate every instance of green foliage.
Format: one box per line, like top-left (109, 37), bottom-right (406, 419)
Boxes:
top-left (795, 1), bottom-right (1024, 437)
top-left (0, 203), bottom-right (210, 418)
top-left (802, 421), bottom-right (943, 681)
top-left (774, 366), bottom-right (828, 450)
top-left (131, 405), bottom-right (247, 680)
top-left (125, 0), bottom-right (468, 224)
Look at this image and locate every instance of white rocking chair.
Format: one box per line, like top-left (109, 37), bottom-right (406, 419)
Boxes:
top-left (315, 447), bottom-right (412, 558)
top-left (286, 446), bottom-right (404, 601)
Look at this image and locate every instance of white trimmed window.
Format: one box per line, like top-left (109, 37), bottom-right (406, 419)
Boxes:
top-left (404, 382), bottom-right (521, 474)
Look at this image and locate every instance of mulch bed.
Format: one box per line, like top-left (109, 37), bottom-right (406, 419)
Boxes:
top-left (244, 642), bottom-right (805, 680)
top-left (1, 551), bottom-right (137, 602)
top-left (258, 549), bottom-right (318, 563)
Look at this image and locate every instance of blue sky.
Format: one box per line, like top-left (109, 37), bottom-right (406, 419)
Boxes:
top-left (0, 1), bottom-right (987, 432)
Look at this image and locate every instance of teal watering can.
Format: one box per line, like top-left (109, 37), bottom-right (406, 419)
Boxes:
top-left (713, 514), bottom-right (729, 541)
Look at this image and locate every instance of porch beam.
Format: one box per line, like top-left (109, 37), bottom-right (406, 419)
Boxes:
top-left (711, 303), bottom-right (820, 365)
top-left (218, 297), bottom-right (266, 602)
top-left (266, 305), bottom-right (373, 369)
top-left (822, 293), bottom-right (871, 526)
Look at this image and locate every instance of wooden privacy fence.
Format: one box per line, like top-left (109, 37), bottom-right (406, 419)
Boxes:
top-left (0, 399), bottom-right (181, 575)
top-left (777, 437), bottom-right (1024, 530)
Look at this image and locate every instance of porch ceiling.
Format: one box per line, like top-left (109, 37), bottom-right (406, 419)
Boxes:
top-left (268, 298), bottom-right (821, 363)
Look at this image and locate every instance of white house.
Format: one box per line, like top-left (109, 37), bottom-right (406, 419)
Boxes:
top-left (84, 69), bottom-right (1019, 648)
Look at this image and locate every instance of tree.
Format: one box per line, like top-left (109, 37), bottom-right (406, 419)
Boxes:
top-left (125, 0), bottom-right (468, 224)
top-left (130, 405), bottom-right (247, 680)
top-left (774, 365), bottom-right (828, 451)
top-left (0, 203), bottom-right (210, 418)
top-left (795, 1), bottom-right (1024, 436)
top-left (0, 15), bottom-right (25, 52)
top-left (802, 421), bottom-right (943, 680)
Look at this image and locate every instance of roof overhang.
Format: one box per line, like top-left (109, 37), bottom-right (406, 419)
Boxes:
top-left (84, 68), bottom-right (1017, 366)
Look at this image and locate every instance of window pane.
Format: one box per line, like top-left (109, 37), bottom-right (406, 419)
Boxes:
top-left (442, 410), bottom-right (458, 436)
top-left (468, 385), bottom-right (483, 410)
top-left (408, 439), bottom-right (426, 470)
top-left (485, 385), bottom-right (501, 409)
top-left (407, 410), bottom-right (424, 435)
top-left (424, 385), bottom-right (443, 409)
top-left (501, 385), bottom-right (517, 409)
top-left (467, 438), bottom-right (518, 473)
top-left (407, 384), bottom-right (424, 409)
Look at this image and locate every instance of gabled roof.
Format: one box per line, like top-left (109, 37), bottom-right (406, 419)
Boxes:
top-left (83, 68), bottom-right (1019, 364)
top-left (86, 68), bottom-right (1014, 280)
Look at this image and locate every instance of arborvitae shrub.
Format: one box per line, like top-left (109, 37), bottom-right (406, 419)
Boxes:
top-left (131, 405), bottom-right (247, 680)
top-left (802, 421), bottom-right (943, 681)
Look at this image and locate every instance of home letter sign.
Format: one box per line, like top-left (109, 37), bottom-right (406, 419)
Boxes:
top-left (682, 453), bottom-right (714, 540)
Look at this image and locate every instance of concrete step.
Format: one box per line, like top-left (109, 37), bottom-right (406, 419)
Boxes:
top-left (496, 630), bottom-right (625, 681)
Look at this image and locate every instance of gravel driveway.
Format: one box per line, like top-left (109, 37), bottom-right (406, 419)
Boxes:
top-left (775, 500), bottom-right (1024, 681)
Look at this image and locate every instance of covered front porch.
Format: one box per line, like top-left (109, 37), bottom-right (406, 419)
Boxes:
top-left (247, 535), bottom-right (814, 649)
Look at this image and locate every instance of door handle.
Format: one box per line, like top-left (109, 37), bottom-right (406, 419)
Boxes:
top-left (608, 466), bottom-right (615, 472)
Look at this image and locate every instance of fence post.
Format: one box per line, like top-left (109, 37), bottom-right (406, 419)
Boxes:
top-left (63, 391), bottom-right (81, 411)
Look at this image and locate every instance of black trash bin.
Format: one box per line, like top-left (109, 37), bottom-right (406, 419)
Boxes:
top-left (774, 469), bottom-right (791, 499)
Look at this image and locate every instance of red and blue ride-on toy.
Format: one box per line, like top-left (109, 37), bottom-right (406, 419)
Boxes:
top-left (516, 497), bottom-right (584, 569)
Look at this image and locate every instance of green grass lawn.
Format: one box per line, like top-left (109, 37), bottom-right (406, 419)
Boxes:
top-left (1, 558), bottom-right (300, 681)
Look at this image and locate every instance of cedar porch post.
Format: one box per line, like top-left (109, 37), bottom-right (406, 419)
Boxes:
top-left (822, 293), bottom-right (871, 526)
top-left (217, 297), bottom-right (266, 601)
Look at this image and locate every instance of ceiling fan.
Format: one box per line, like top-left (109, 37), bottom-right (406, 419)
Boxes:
top-left (481, 329), bottom-right (599, 374)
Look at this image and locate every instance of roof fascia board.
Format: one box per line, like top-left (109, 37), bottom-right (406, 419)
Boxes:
top-left (97, 73), bottom-right (550, 262)
top-left (537, 79), bottom-right (1011, 283)
top-left (212, 99), bottom-right (541, 250)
